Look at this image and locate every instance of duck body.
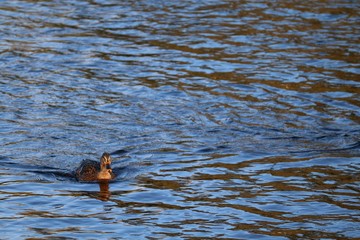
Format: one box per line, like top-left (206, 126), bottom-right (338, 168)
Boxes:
top-left (75, 152), bottom-right (115, 182)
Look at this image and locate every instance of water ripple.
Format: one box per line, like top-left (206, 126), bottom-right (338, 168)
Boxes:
top-left (1, 0), bottom-right (359, 239)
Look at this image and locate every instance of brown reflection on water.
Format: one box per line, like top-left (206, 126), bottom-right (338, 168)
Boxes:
top-left (98, 181), bottom-right (111, 201)
top-left (134, 153), bottom-right (359, 238)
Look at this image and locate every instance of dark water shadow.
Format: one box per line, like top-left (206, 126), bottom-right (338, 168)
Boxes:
top-left (286, 140), bottom-right (360, 157)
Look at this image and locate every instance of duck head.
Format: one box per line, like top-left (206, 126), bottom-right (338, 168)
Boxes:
top-left (100, 152), bottom-right (112, 170)
top-left (98, 152), bottom-right (113, 181)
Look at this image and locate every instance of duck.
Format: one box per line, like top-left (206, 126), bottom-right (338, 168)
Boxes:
top-left (75, 152), bottom-right (115, 182)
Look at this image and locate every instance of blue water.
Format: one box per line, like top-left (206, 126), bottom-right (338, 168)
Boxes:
top-left (0, 0), bottom-right (359, 239)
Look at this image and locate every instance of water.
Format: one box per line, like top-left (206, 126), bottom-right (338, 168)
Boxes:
top-left (0, 0), bottom-right (359, 239)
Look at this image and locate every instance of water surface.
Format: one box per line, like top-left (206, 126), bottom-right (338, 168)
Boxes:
top-left (0, 0), bottom-right (359, 239)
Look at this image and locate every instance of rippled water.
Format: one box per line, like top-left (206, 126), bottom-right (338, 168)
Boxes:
top-left (1, 0), bottom-right (359, 239)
